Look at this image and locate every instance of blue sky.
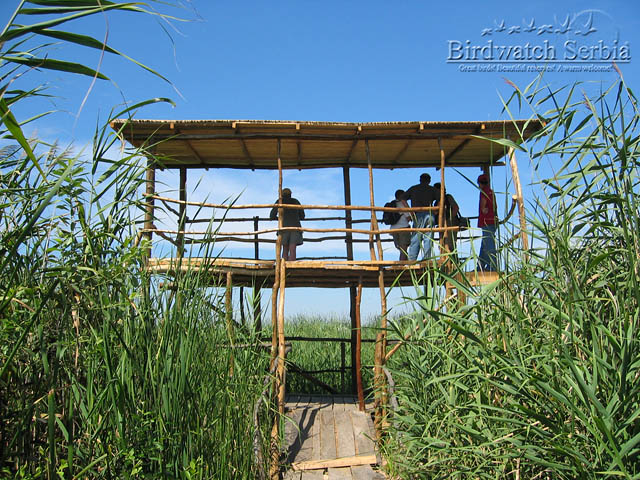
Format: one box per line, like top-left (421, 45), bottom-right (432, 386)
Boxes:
top-left (4, 1), bottom-right (639, 320)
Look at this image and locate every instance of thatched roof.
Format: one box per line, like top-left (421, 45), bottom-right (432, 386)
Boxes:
top-left (109, 119), bottom-right (542, 170)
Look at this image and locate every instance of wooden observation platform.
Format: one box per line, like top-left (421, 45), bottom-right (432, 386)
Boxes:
top-left (111, 118), bottom-right (542, 478)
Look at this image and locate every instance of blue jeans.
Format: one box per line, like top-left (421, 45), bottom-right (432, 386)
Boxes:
top-left (408, 213), bottom-right (433, 261)
top-left (478, 224), bottom-right (497, 271)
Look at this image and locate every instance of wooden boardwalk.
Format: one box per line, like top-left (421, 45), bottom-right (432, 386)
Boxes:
top-left (282, 395), bottom-right (384, 480)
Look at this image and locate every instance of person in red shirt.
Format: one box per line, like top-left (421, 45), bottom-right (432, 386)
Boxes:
top-left (477, 174), bottom-right (497, 271)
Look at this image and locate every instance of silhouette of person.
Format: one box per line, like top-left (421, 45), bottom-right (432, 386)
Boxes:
top-left (270, 188), bottom-right (304, 261)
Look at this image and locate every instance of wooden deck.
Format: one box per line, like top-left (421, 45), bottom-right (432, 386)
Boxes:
top-left (282, 395), bottom-right (384, 480)
top-left (148, 257), bottom-right (500, 289)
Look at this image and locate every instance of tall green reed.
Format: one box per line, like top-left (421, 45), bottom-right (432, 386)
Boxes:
top-left (384, 76), bottom-right (640, 479)
top-left (1, 3), bottom-right (272, 478)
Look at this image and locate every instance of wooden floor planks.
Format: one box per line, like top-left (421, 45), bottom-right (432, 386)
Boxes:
top-left (283, 395), bottom-right (384, 480)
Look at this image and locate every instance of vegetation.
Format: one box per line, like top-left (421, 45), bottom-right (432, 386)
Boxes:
top-left (382, 76), bottom-right (640, 479)
top-left (3, 3), bottom-right (639, 480)
top-left (0, 2), bottom-right (271, 479)
top-left (279, 314), bottom-right (378, 395)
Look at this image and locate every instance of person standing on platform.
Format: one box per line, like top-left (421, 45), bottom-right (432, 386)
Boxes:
top-left (433, 182), bottom-right (460, 261)
top-left (270, 188), bottom-right (304, 261)
top-left (477, 174), bottom-right (498, 271)
top-left (405, 173), bottom-right (439, 261)
top-left (390, 189), bottom-right (411, 261)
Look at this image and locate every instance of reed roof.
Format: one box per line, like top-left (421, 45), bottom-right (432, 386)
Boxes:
top-left (109, 119), bottom-right (542, 170)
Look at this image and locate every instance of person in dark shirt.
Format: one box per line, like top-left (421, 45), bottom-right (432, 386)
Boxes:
top-left (433, 182), bottom-right (460, 261)
top-left (405, 173), bottom-right (439, 260)
top-left (270, 188), bottom-right (305, 261)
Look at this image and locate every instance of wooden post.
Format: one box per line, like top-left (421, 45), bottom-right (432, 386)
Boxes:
top-left (343, 166), bottom-right (358, 394)
top-left (143, 157), bottom-right (156, 263)
top-left (270, 139), bottom-right (284, 480)
top-left (366, 140), bottom-right (388, 435)
top-left (226, 271), bottom-right (235, 376)
top-left (365, 140), bottom-right (384, 262)
top-left (276, 260), bottom-right (287, 415)
top-left (253, 216), bottom-right (262, 331)
top-left (508, 147), bottom-right (529, 251)
top-left (177, 167), bottom-right (187, 259)
top-left (437, 138), bottom-right (447, 258)
top-left (239, 286), bottom-right (246, 326)
top-left (271, 139), bottom-right (283, 369)
top-left (340, 342), bottom-right (346, 392)
top-left (355, 279), bottom-right (365, 411)
top-left (225, 271), bottom-right (234, 340)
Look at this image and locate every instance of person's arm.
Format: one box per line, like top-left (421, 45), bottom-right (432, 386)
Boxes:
top-left (270, 202), bottom-right (278, 220)
top-left (298, 199), bottom-right (305, 220)
top-left (480, 192), bottom-right (489, 215)
top-left (449, 195), bottom-right (459, 217)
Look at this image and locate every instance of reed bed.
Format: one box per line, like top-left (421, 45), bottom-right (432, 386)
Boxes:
top-left (1, 3), bottom-right (272, 478)
top-left (382, 77), bottom-right (640, 478)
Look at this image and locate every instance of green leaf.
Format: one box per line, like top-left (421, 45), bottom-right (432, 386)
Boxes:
top-left (0, 96), bottom-right (45, 178)
top-left (2, 55), bottom-right (109, 80)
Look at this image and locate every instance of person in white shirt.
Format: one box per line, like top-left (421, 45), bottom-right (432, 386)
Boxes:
top-left (390, 189), bottom-right (411, 260)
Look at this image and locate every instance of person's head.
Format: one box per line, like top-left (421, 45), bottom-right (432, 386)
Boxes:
top-left (433, 182), bottom-right (442, 191)
top-left (282, 188), bottom-right (292, 198)
top-left (395, 189), bottom-right (406, 200)
top-left (477, 174), bottom-right (489, 187)
top-left (419, 173), bottom-right (431, 184)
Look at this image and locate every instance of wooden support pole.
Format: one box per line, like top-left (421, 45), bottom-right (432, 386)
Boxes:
top-left (239, 286), bottom-right (246, 326)
top-left (253, 216), bottom-right (262, 331)
top-left (365, 140), bottom-right (384, 262)
top-left (178, 167), bottom-right (187, 259)
top-left (269, 140), bottom-right (284, 480)
top-left (437, 138), bottom-right (447, 258)
top-left (340, 342), bottom-right (346, 392)
top-left (143, 158), bottom-right (156, 263)
top-left (343, 166), bottom-right (354, 261)
top-left (225, 271), bottom-right (234, 340)
top-left (276, 260), bottom-right (287, 415)
top-left (508, 147), bottom-right (529, 251)
top-left (355, 279), bottom-right (365, 411)
top-left (226, 271), bottom-right (235, 375)
top-left (343, 166), bottom-right (358, 394)
top-left (271, 139), bottom-right (283, 369)
top-left (366, 141), bottom-right (388, 435)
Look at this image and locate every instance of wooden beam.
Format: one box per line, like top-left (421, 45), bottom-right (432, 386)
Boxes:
top-left (292, 454), bottom-right (377, 471)
top-left (174, 126), bottom-right (205, 164)
top-left (344, 138), bottom-right (359, 165)
top-left (128, 132), bottom-right (482, 142)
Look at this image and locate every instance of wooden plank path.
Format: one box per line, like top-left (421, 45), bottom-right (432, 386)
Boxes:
top-left (283, 395), bottom-right (385, 480)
